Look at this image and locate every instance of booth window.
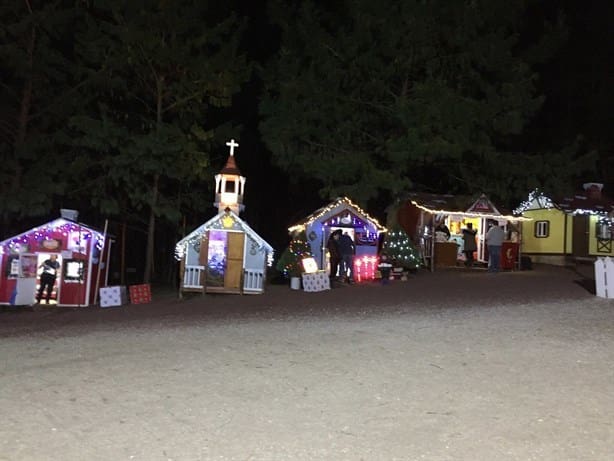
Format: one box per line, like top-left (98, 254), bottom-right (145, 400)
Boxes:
top-left (224, 180), bottom-right (236, 193)
top-left (534, 221), bottom-right (549, 238)
top-left (6, 255), bottom-right (19, 278)
top-left (596, 221), bottom-right (613, 240)
top-left (63, 259), bottom-right (85, 283)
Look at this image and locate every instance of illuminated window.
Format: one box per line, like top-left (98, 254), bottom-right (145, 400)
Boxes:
top-left (535, 221), bottom-right (549, 238)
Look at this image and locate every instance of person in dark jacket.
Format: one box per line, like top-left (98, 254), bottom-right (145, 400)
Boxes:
top-left (37, 254), bottom-right (60, 304)
top-left (462, 222), bottom-right (478, 267)
top-left (338, 232), bottom-right (355, 283)
top-left (327, 229), bottom-right (342, 280)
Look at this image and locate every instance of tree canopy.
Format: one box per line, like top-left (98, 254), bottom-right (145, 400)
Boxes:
top-left (259, 0), bottom-right (595, 207)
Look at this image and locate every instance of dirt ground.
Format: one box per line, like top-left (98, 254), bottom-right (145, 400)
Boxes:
top-left (1, 264), bottom-right (612, 461)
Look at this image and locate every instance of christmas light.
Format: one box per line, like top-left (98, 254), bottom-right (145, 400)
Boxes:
top-left (412, 200), bottom-right (531, 221)
top-left (382, 229), bottom-right (422, 270)
top-left (514, 189), bottom-right (556, 215)
top-left (0, 218), bottom-right (106, 253)
top-left (175, 210), bottom-right (274, 264)
top-left (288, 196), bottom-right (387, 234)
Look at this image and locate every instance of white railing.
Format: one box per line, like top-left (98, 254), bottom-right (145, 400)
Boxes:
top-left (243, 269), bottom-right (265, 293)
top-left (183, 265), bottom-right (265, 293)
top-left (183, 265), bottom-right (205, 289)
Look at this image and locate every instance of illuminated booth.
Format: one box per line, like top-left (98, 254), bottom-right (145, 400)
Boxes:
top-left (514, 183), bottom-right (614, 265)
top-left (288, 197), bottom-right (387, 282)
top-left (0, 211), bottom-right (111, 307)
top-left (175, 139), bottom-right (274, 295)
top-left (175, 209), bottom-right (273, 295)
top-left (394, 193), bottom-right (528, 271)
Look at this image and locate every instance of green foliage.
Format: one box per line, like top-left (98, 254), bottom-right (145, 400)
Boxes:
top-left (0, 2), bottom-right (81, 226)
top-left (381, 227), bottom-right (422, 270)
top-left (276, 231), bottom-right (313, 277)
top-left (260, 0), bottom-right (578, 206)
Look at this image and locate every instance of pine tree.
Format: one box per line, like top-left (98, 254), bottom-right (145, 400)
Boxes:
top-left (69, 0), bottom-right (251, 283)
top-left (382, 227), bottom-right (422, 270)
top-left (276, 231), bottom-right (313, 278)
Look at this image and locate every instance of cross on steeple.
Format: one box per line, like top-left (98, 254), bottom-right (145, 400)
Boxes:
top-left (226, 139), bottom-right (239, 157)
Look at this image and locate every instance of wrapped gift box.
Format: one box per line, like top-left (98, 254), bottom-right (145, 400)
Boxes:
top-left (301, 270), bottom-right (330, 292)
top-left (129, 283), bottom-right (152, 304)
top-left (99, 286), bottom-right (128, 308)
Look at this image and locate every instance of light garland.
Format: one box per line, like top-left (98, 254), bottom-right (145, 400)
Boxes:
top-left (412, 200), bottom-right (532, 222)
top-left (288, 196), bottom-right (387, 234)
top-left (513, 189), bottom-right (556, 215)
top-left (382, 230), bottom-right (422, 269)
top-left (0, 218), bottom-right (105, 253)
top-left (175, 210), bottom-right (274, 265)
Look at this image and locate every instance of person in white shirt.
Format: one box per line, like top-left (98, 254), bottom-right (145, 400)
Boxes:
top-left (485, 222), bottom-right (505, 273)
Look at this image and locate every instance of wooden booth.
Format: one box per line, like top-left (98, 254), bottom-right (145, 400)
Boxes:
top-left (0, 212), bottom-right (112, 307)
top-left (395, 193), bottom-right (528, 271)
top-left (176, 209), bottom-right (273, 295)
top-left (288, 196), bottom-right (387, 282)
top-left (515, 183), bottom-right (614, 265)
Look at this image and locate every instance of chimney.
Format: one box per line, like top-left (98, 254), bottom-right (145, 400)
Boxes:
top-left (60, 209), bottom-right (79, 221)
top-left (583, 183), bottom-right (603, 200)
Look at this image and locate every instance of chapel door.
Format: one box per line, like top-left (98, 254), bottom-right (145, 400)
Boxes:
top-left (225, 232), bottom-right (244, 292)
top-left (572, 215), bottom-right (589, 257)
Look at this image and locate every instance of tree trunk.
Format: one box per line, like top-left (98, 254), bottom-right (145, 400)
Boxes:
top-left (7, 16), bottom-right (36, 228)
top-left (143, 174), bottom-right (159, 283)
top-left (143, 75), bottom-right (164, 283)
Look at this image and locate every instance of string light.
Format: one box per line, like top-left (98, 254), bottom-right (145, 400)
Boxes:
top-left (0, 218), bottom-right (105, 253)
top-left (382, 229), bottom-right (422, 269)
top-left (175, 210), bottom-right (274, 264)
top-left (412, 200), bottom-right (531, 221)
top-left (289, 196), bottom-right (387, 234)
top-left (514, 189), bottom-right (555, 215)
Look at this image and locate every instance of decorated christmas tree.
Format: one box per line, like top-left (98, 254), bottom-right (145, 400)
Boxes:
top-left (381, 227), bottom-right (422, 270)
top-left (276, 231), bottom-right (313, 277)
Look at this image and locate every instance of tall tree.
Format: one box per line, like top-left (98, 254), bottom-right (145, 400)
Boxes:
top-left (70, 1), bottom-right (250, 282)
top-left (260, 0), bottom-right (584, 207)
top-left (0, 1), bottom-right (80, 236)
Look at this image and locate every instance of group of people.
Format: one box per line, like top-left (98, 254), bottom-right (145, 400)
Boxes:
top-left (438, 218), bottom-right (506, 273)
top-left (327, 229), bottom-right (355, 283)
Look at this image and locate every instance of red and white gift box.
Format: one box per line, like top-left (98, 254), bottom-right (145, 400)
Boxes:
top-left (129, 284), bottom-right (152, 304)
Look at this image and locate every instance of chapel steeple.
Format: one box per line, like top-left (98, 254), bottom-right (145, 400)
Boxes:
top-left (214, 139), bottom-right (246, 215)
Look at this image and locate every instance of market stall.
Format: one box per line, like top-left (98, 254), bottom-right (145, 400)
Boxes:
top-left (394, 193), bottom-right (528, 271)
top-left (0, 211), bottom-right (112, 307)
top-left (287, 197), bottom-right (387, 281)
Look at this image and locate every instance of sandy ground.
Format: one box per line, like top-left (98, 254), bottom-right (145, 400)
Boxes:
top-left (1, 264), bottom-right (612, 461)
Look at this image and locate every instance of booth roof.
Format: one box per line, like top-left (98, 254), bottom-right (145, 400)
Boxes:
top-left (288, 196), bottom-right (387, 234)
top-left (0, 218), bottom-right (106, 247)
top-left (515, 185), bottom-right (614, 216)
top-left (402, 192), bottom-right (526, 221)
top-left (175, 209), bottom-right (273, 257)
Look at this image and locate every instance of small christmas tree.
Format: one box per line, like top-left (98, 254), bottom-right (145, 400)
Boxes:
top-left (276, 230), bottom-right (313, 277)
top-left (381, 227), bottom-right (422, 270)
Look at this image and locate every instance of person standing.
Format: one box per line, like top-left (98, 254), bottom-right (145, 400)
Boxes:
top-left (485, 222), bottom-right (505, 273)
top-left (462, 222), bottom-right (477, 267)
top-left (338, 232), bottom-right (355, 283)
top-left (327, 230), bottom-right (342, 281)
top-left (435, 219), bottom-right (451, 241)
top-left (37, 254), bottom-right (60, 304)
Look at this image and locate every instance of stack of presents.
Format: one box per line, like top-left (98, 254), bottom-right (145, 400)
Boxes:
top-left (99, 283), bottom-right (152, 308)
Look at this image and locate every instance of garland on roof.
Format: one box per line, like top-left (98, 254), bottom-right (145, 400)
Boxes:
top-left (513, 189), bottom-right (555, 215)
